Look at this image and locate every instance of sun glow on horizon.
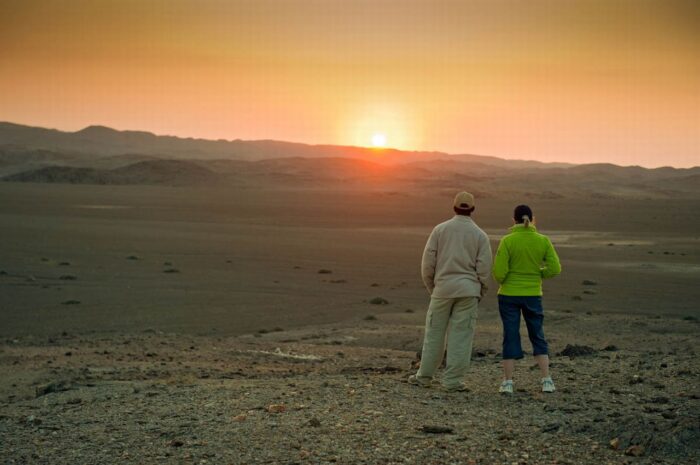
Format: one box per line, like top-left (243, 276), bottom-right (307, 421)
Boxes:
top-left (343, 103), bottom-right (420, 151)
top-left (371, 133), bottom-right (387, 148)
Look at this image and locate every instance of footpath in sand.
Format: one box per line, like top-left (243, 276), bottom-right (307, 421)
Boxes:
top-left (1, 310), bottom-right (698, 465)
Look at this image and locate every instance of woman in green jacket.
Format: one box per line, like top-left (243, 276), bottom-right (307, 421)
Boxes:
top-left (493, 205), bottom-right (561, 394)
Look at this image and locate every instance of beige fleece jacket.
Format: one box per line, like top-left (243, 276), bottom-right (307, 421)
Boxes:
top-left (421, 215), bottom-right (492, 298)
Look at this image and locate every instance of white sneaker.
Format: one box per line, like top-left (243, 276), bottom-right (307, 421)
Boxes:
top-left (499, 380), bottom-right (513, 394)
top-left (542, 377), bottom-right (556, 393)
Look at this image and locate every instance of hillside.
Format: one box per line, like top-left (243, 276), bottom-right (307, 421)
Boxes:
top-left (3, 160), bottom-right (218, 186)
top-left (1, 122), bottom-right (698, 198)
top-left (0, 121), bottom-right (564, 167)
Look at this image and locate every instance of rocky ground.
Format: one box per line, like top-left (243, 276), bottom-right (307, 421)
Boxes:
top-left (1, 310), bottom-right (698, 465)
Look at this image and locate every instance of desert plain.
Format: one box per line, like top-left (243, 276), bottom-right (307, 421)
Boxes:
top-left (0, 124), bottom-right (699, 464)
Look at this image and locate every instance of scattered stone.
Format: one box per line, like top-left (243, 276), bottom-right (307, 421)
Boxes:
top-left (609, 438), bottom-right (620, 450)
top-left (308, 418), bottom-right (321, 427)
top-left (163, 261), bottom-right (173, 266)
top-left (232, 414), bottom-right (247, 422)
top-left (169, 439), bottom-right (184, 447)
top-left (364, 366), bottom-right (400, 374)
top-left (682, 315), bottom-right (697, 321)
top-left (369, 297), bottom-right (389, 305)
top-left (58, 262), bottom-right (71, 266)
top-left (163, 268), bottom-right (180, 273)
top-left (559, 344), bottom-right (596, 357)
top-left (364, 315), bottom-right (378, 321)
top-left (36, 381), bottom-right (72, 397)
top-left (59, 275), bottom-right (77, 280)
top-left (126, 255), bottom-right (140, 260)
top-left (542, 423), bottom-right (561, 433)
top-left (582, 280), bottom-right (597, 286)
top-left (572, 295), bottom-right (583, 301)
top-left (420, 425), bottom-right (453, 434)
top-left (602, 344), bottom-right (619, 351)
top-left (317, 269), bottom-right (332, 274)
top-left (23, 415), bottom-right (42, 426)
top-left (624, 445), bottom-right (645, 457)
top-left (648, 396), bottom-right (669, 404)
top-left (370, 283), bottom-right (380, 287)
top-left (0, 270), bottom-right (7, 276)
top-left (329, 279), bottom-right (347, 283)
top-left (582, 290), bottom-right (597, 295)
top-left (405, 308), bottom-right (414, 313)
top-left (266, 404), bottom-right (286, 413)
top-left (629, 375), bottom-right (644, 385)
top-left (61, 300), bottom-right (81, 305)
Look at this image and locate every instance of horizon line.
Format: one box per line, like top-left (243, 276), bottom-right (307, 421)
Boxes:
top-left (1, 119), bottom-right (696, 170)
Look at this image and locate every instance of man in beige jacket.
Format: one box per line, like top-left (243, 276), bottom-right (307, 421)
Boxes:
top-left (409, 191), bottom-right (492, 391)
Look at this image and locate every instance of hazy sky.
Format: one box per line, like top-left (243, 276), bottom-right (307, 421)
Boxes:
top-left (1, 0), bottom-right (698, 167)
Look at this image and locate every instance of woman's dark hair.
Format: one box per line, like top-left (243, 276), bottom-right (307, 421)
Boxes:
top-left (514, 204), bottom-right (533, 227)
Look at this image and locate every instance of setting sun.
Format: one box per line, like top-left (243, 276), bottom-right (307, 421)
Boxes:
top-left (371, 133), bottom-right (387, 148)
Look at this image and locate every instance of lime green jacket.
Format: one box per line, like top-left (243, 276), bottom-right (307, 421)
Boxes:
top-left (493, 224), bottom-right (561, 296)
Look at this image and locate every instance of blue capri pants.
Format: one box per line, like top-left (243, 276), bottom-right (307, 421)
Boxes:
top-left (498, 295), bottom-right (549, 359)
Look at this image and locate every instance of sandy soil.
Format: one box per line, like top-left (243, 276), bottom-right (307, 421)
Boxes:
top-left (0, 183), bottom-right (699, 464)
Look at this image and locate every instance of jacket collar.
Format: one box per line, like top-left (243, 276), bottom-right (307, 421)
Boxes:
top-left (453, 215), bottom-right (474, 223)
top-left (510, 223), bottom-right (537, 232)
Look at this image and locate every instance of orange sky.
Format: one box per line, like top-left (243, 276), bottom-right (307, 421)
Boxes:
top-left (1, 0), bottom-right (698, 167)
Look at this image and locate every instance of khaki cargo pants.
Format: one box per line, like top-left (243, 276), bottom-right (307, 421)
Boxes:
top-left (416, 296), bottom-right (478, 389)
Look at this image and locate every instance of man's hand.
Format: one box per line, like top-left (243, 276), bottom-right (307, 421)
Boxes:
top-left (480, 283), bottom-right (488, 301)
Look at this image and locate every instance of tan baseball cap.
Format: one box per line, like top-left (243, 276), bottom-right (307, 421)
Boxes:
top-left (453, 191), bottom-right (475, 209)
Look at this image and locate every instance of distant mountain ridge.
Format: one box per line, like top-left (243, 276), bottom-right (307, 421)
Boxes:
top-left (1, 121), bottom-right (698, 199)
top-left (0, 121), bottom-right (571, 168)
